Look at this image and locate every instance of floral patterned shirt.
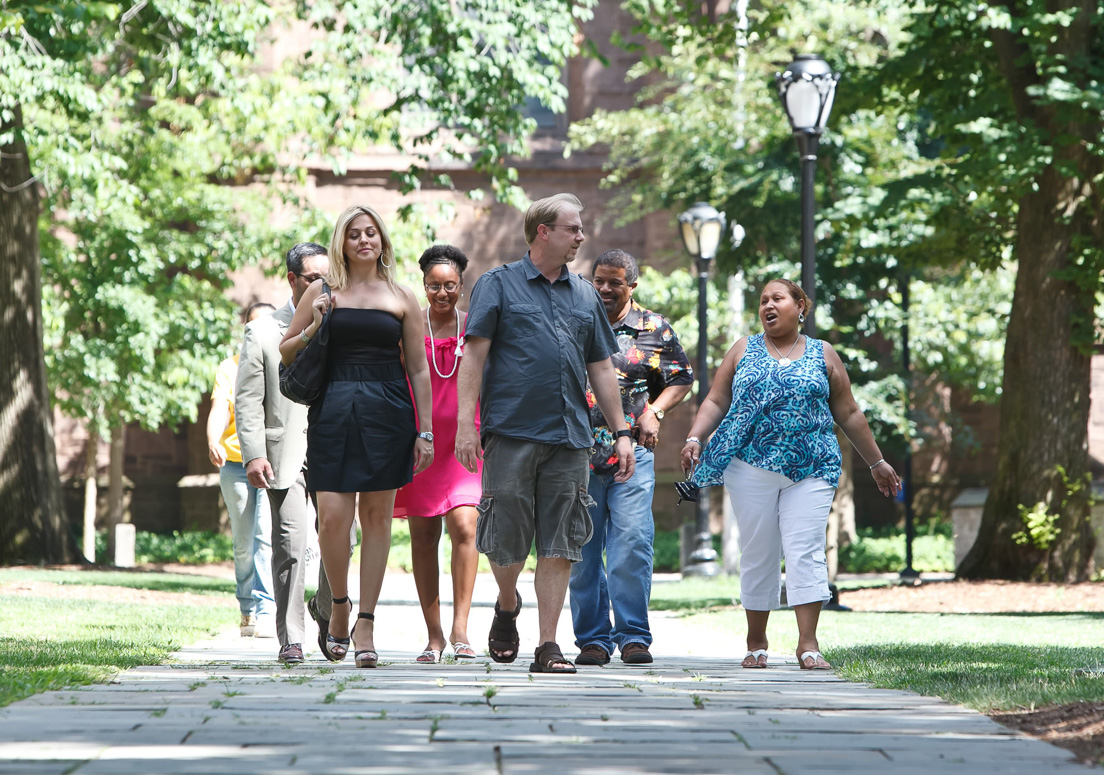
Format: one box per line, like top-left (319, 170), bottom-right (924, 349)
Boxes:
top-left (586, 301), bottom-right (693, 474)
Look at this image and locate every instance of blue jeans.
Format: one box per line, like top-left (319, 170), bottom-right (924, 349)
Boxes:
top-left (569, 445), bottom-right (655, 654)
top-left (220, 461), bottom-right (275, 617)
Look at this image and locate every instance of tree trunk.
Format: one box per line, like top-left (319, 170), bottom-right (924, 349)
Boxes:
top-left (957, 163), bottom-right (1096, 581)
top-left (0, 104), bottom-right (75, 565)
top-left (105, 424), bottom-right (126, 562)
top-left (82, 437), bottom-right (98, 562)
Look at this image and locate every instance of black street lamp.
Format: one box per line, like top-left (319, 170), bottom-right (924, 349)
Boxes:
top-left (678, 202), bottom-right (724, 577)
top-left (777, 55), bottom-right (847, 609)
top-left (774, 54), bottom-right (840, 337)
top-left (900, 273), bottom-right (920, 582)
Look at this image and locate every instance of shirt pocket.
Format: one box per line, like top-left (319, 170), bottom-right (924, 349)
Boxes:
top-left (570, 309), bottom-right (592, 339)
top-left (504, 303), bottom-right (543, 340)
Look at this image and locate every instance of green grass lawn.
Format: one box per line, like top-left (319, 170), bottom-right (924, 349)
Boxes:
top-left (661, 577), bottom-right (1104, 713)
top-left (650, 574), bottom-right (742, 611)
top-left (0, 569), bottom-right (235, 707)
top-left (0, 568), bottom-right (236, 595)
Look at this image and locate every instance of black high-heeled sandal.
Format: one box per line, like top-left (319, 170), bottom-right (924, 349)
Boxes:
top-left (352, 612), bottom-right (378, 668)
top-left (323, 596), bottom-right (352, 662)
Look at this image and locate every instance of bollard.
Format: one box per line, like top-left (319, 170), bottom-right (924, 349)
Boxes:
top-left (114, 523), bottom-right (136, 568)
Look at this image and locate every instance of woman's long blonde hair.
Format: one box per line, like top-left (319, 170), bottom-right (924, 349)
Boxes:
top-left (326, 205), bottom-right (397, 292)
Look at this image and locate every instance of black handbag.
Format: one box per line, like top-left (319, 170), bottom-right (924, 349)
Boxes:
top-left (279, 282), bottom-right (332, 406)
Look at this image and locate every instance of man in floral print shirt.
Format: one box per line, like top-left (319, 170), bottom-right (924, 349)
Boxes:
top-left (570, 250), bottom-right (694, 665)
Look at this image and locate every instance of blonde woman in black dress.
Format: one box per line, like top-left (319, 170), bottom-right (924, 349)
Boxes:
top-left (280, 205), bottom-right (434, 667)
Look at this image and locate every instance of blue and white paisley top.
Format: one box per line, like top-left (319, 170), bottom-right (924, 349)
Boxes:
top-left (692, 334), bottom-right (842, 488)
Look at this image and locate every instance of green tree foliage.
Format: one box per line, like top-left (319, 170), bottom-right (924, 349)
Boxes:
top-left (0, 0), bottom-right (594, 560)
top-left (567, 0), bottom-right (937, 439)
top-left (293, 0), bottom-right (593, 207)
top-left (4, 0), bottom-right (593, 436)
top-left (570, 0), bottom-right (1102, 579)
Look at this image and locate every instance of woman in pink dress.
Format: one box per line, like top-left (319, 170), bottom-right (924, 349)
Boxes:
top-left (394, 245), bottom-right (482, 662)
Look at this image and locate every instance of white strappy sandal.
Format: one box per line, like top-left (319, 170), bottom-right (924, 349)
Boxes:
top-left (741, 648), bottom-right (768, 669)
top-left (415, 648), bottom-right (442, 664)
top-left (798, 650), bottom-right (832, 670)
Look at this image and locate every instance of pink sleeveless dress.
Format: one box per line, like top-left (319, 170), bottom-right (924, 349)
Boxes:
top-left (393, 333), bottom-right (482, 518)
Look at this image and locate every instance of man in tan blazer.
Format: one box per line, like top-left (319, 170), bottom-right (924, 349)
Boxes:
top-left (236, 242), bottom-right (330, 664)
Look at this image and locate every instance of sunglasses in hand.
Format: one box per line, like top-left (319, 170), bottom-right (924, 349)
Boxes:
top-left (674, 478), bottom-right (700, 505)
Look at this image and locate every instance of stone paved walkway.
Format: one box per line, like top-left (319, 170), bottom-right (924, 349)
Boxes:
top-left (0, 572), bottom-right (1095, 774)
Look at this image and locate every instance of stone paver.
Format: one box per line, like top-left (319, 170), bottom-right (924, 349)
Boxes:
top-left (0, 572), bottom-right (1095, 774)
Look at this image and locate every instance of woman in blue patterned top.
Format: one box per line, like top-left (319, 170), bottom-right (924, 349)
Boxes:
top-left (680, 279), bottom-right (900, 671)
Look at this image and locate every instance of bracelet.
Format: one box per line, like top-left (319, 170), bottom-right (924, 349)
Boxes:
top-left (299, 329), bottom-right (311, 344)
top-left (868, 458), bottom-right (885, 470)
top-left (685, 437), bottom-right (702, 447)
top-left (614, 429), bottom-right (633, 440)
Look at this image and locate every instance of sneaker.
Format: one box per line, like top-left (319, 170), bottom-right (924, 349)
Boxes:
top-left (278, 643), bottom-right (304, 665)
top-left (253, 615), bottom-right (277, 639)
top-left (575, 644), bottom-right (611, 666)
top-left (240, 613), bottom-right (256, 638)
top-left (621, 642), bottom-right (653, 664)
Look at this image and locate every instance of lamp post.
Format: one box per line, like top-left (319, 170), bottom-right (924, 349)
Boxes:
top-left (900, 273), bottom-right (920, 581)
top-left (678, 202), bottom-right (724, 577)
top-left (776, 55), bottom-right (845, 607)
top-left (774, 54), bottom-right (840, 336)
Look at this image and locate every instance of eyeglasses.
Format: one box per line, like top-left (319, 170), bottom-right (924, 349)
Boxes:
top-left (425, 282), bottom-right (460, 293)
top-left (545, 224), bottom-right (585, 235)
top-left (297, 273), bottom-right (325, 284)
top-left (590, 278), bottom-right (628, 290)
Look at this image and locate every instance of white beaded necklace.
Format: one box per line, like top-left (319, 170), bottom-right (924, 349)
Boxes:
top-left (426, 305), bottom-right (462, 379)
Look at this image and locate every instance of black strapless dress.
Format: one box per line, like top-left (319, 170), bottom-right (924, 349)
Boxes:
top-left (307, 308), bottom-right (416, 493)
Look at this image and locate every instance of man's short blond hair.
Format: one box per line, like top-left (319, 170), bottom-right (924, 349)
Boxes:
top-left (524, 193), bottom-right (584, 245)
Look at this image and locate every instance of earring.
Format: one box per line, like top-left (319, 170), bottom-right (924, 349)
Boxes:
top-left (379, 255), bottom-right (392, 269)
top-left (798, 312), bottom-right (806, 324)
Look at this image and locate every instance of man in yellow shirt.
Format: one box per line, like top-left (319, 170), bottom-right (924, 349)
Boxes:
top-left (207, 302), bottom-right (277, 637)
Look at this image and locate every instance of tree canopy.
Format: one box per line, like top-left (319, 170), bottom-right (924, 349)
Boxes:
top-left (0, 0), bottom-right (595, 562)
top-left (1, 0), bottom-right (595, 436)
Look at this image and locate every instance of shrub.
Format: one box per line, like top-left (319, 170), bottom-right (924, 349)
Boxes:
top-left (838, 528), bottom-right (954, 574)
top-left (95, 531), bottom-right (233, 565)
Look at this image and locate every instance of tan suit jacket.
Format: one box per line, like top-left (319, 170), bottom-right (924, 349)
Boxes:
top-left (235, 301), bottom-right (309, 490)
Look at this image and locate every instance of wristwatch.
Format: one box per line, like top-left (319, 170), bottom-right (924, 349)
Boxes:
top-left (417, 432), bottom-right (434, 442)
top-left (614, 429), bottom-right (633, 440)
top-left (648, 404), bottom-right (665, 421)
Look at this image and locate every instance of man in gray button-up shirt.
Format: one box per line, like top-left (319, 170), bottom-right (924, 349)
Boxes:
top-left (457, 193), bottom-right (635, 674)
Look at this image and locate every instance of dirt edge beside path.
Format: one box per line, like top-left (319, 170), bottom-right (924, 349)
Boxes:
top-left (993, 702), bottom-right (1104, 768)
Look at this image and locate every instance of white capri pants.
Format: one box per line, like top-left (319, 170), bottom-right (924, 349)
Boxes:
top-left (723, 457), bottom-right (836, 611)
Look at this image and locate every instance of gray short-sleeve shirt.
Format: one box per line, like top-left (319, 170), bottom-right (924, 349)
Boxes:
top-left (465, 253), bottom-right (617, 449)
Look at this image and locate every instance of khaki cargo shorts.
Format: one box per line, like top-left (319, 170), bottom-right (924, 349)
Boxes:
top-left (476, 434), bottom-right (595, 566)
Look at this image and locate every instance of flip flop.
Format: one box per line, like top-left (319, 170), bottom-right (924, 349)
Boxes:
top-left (451, 641), bottom-right (477, 659)
top-left (742, 649), bottom-right (768, 669)
top-left (530, 642), bottom-right (576, 674)
top-left (798, 650), bottom-right (832, 670)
